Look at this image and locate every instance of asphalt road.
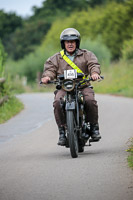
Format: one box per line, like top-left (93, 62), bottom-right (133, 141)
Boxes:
top-left (0, 93), bottom-right (54, 143)
top-left (0, 93), bottom-right (133, 200)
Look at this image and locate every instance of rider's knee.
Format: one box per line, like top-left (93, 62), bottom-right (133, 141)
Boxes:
top-left (84, 98), bottom-right (98, 107)
top-left (53, 99), bottom-right (60, 108)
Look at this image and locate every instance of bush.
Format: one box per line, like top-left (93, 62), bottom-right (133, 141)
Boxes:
top-left (0, 40), bottom-right (7, 75)
top-left (81, 37), bottom-right (112, 67)
top-left (5, 45), bottom-right (59, 82)
top-left (122, 38), bottom-right (133, 60)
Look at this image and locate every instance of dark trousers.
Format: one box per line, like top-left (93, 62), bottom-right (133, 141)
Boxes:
top-left (53, 87), bottom-right (99, 127)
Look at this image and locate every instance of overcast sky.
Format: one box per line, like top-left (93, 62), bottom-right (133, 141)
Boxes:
top-left (0, 0), bottom-right (44, 17)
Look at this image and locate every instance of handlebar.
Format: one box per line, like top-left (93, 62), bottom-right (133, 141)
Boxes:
top-left (40, 75), bottom-right (104, 85)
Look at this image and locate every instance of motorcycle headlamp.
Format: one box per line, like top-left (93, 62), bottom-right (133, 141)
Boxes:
top-left (62, 79), bottom-right (75, 91)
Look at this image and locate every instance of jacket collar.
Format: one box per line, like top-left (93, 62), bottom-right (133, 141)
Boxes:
top-left (59, 49), bottom-right (83, 59)
top-left (76, 49), bottom-right (83, 56)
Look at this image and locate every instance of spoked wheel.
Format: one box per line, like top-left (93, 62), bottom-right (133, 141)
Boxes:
top-left (67, 110), bottom-right (78, 158)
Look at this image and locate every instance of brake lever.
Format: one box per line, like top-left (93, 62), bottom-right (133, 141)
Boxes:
top-left (97, 76), bottom-right (104, 82)
top-left (86, 75), bottom-right (104, 83)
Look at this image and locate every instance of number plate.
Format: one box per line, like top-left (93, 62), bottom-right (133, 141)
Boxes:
top-left (64, 70), bottom-right (77, 79)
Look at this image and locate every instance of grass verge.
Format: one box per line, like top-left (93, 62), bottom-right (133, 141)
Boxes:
top-left (0, 96), bottom-right (24, 124)
top-left (93, 60), bottom-right (133, 98)
top-left (126, 138), bottom-right (133, 170)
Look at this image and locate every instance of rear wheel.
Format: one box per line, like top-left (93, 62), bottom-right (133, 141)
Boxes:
top-left (67, 110), bottom-right (78, 158)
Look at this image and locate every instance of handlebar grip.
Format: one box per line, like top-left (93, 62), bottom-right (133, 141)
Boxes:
top-left (48, 80), bottom-right (54, 84)
top-left (87, 75), bottom-right (104, 82)
top-left (40, 80), bottom-right (54, 84)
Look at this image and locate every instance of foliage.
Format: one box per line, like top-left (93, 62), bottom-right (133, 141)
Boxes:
top-left (31, 0), bottom-right (90, 21)
top-left (80, 37), bottom-right (111, 66)
top-left (7, 75), bottom-right (26, 94)
top-left (88, 0), bottom-right (125, 7)
top-left (0, 40), bottom-right (23, 125)
top-left (94, 1), bottom-right (133, 59)
top-left (6, 0), bottom-right (132, 82)
top-left (0, 43), bottom-right (24, 123)
top-left (0, 40), bottom-right (10, 102)
top-left (93, 60), bottom-right (133, 97)
top-left (0, 40), bottom-right (7, 75)
top-left (122, 38), bottom-right (133, 60)
top-left (42, 1), bottom-right (133, 60)
top-left (1, 0), bottom-right (132, 60)
top-left (0, 0), bottom-right (93, 60)
top-left (128, 152), bottom-right (133, 169)
top-left (126, 138), bottom-right (133, 169)
top-left (6, 20), bottom-right (51, 60)
top-left (0, 10), bottom-right (22, 40)
top-left (0, 10), bottom-right (22, 57)
top-left (0, 96), bottom-right (24, 124)
top-left (3, 0), bottom-right (133, 88)
top-left (5, 45), bottom-right (58, 82)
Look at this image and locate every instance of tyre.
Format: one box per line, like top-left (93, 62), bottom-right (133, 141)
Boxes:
top-left (67, 110), bottom-right (78, 158)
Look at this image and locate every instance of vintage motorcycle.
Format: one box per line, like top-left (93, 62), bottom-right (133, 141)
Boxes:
top-left (41, 69), bottom-right (103, 158)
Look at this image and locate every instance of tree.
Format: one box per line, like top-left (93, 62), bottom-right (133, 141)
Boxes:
top-left (5, 20), bottom-right (51, 60)
top-left (0, 0), bottom-right (129, 60)
top-left (41, 1), bottom-right (133, 60)
top-left (30, 0), bottom-right (90, 22)
top-left (86, 0), bottom-right (125, 7)
top-left (0, 10), bottom-right (22, 41)
top-left (5, 0), bottom-right (91, 60)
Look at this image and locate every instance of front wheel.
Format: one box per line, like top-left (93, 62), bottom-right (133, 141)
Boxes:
top-left (66, 110), bottom-right (78, 158)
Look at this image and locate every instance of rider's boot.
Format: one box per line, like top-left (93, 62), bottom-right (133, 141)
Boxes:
top-left (57, 126), bottom-right (66, 146)
top-left (90, 123), bottom-right (101, 141)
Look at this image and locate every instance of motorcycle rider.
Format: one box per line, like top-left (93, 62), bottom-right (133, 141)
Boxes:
top-left (41, 28), bottom-right (101, 146)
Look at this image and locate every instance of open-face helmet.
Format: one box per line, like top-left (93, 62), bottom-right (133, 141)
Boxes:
top-left (60, 28), bottom-right (81, 49)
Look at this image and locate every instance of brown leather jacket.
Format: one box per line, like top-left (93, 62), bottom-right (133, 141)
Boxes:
top-left (42, 49), bottom-right (101, 80)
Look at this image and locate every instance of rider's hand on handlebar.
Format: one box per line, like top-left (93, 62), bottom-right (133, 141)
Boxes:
top-left (91, 73), bottom-right (101, 81)
top-left (41, 76), bottom-right (51, 84)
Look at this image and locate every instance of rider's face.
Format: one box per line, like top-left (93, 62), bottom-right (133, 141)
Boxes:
top-left (64, 40), bottom-right (76, 55)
